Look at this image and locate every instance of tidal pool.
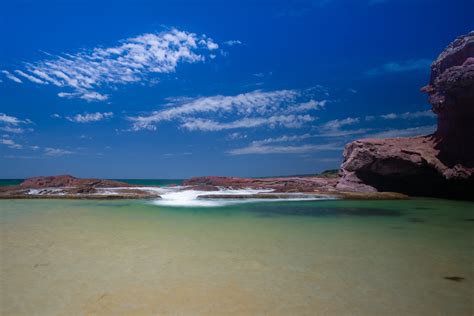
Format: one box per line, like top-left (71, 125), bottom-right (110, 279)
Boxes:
top-left (1, 198), bottom-right (472, 315)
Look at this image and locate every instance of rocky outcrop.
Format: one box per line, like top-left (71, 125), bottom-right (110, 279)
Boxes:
top-left (422, 31), bottom-right (474, 161)
top-left (184, 176), bottom-right (408, 199)
top-left (19, 175), bottom-right (131, 189)
top-left (0, 175), bottom-right (161, 199)
top-left (338, 31), bottom-right (474, 200)
top-left (184, 176), bottom-right (339, 193)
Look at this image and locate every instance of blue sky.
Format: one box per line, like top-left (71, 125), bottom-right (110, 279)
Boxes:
top-left (0, 0), bottom-right (472, 178)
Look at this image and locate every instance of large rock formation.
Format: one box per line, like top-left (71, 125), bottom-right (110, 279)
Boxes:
top-left (183, 175), bottom-right (407, 199)
top-left (338, 31), bottom-right (474, 199)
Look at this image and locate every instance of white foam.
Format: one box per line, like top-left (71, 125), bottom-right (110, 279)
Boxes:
top-left (147, 187), bottom-right (333, 208)
top-left (99, 186), bottom-right (335, 207)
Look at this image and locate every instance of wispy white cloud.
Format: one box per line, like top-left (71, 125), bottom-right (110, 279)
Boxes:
top-left (0, 126), bottom-right (28, 134)
top-left (1, 70), bottom-right (22, 83)
top-left (14, 70), bottom-right (46, 84)
top-left (364, 125), bottom-right (436, 138)
top-left (0, 113), bottom-right (33, 134)
top-left (251, 134), bottom-right (313, 146)
top-left (286, 100), bottom-right (327, 113)
top-left (317, 127), bottom-right (371, 138)
top-left (226, 132), bottom-right (247, 140)
top-left (1, 137), bottom-right (23, 149)
top-left (44, 147), bottom-right (74, 156)
top-left (58, 91), bottom-right (108, 102)
top-left (314, 110), bottom-right (434, 138)
top-left (223, 40), bottom-right (242, 46)
top-left (181, 115), bottom-right (314, 131)
top-left (7, 28), bottom-right (218, 101)
top-left (228, 133), bottom-right (342, 155)
top-left (366, 59), bottom-right (431, 76)
top-left (380, 110), bottom-right (435, 120)
top-left (161, 152), bottom-right (192, 158)
top-left (0, 113), bottom-right (30, 125)
top-left (228, 142), bottom-right (341, 155)
top-left (129, 88), bottom-right (324, 131)
top-left (66, 112), bottom-right (113, 123)
top-left (319, 117), bottom-right (360, 133)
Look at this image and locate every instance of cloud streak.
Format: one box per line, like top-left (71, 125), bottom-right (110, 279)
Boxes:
top-left (1, 137), bottom-right (23, 149)
top-left (1, 71), bottom-right (22, 83)
top-left (228, 132), bottom-right (341, 155)
top-left (227, 133), bottom-right (343, 155)
top-left (44, 147), bottom-right (74, 156)
top-left (0, 113), bottom-right (33, 133)
top-left (364, 125), bottom-right (436, 138)
top-left (66, 112), bottom-right (113, 123)
top-left (366, 59), bottom-right (431, 76)
top-left (182, 115), bottom-right (315, 131)
top-left (5, 28), bottom-right (219, 101)
top-left (223, 40), bottom-right (242, 46)
top-left (380, 110), bottom-right (435, 120)
top-left (129, 88), bottom-right (325, 131)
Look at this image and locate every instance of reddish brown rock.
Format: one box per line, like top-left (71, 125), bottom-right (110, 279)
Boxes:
top-left (338, 31), bottom-right (474, 200)
top-left (0, 175), bottom-right (163, 199)
top-left (422, 31), bottom-right (474, 161)
top-left (187, 184), bottom-right (220, 191)
top-left (184, 176), bottom-right (339, 193)
top-left (20, 175), bottom-right (131, 189)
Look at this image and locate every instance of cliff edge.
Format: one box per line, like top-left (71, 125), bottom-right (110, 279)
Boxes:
top-left (337, 31), bottom-right (474, 199)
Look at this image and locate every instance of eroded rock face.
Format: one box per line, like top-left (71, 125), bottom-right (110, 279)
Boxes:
top-left (422, 31), bottom-right (474, 161)
top-left (338, 31), bottom-right (474, 199)
top-left (337, 136), bottom-right (473, 199)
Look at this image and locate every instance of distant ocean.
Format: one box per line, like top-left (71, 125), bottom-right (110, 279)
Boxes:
top-left (0, 179), bottom-right (23, 186)
top-left (0, 179), bottom-right (182, 187)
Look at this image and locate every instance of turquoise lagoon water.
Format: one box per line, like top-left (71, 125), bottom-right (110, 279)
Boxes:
top-left (0, 179), bottom-right (22, 187)
top-left (0, 198), bottom-right (473, 315)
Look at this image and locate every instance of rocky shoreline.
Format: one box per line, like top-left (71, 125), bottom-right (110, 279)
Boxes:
top-left (337, 31), bottom-right (473, 200)
top-left (0, 175), bottom-right (161, 200)
top-left (1, 32), bottom-right (472, 201)
top-left (0, 174), bottom-right (407, 200)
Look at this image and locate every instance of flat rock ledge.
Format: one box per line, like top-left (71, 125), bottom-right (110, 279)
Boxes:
top-left (197, 192), bottom-right (407, 200)
top-left (0, 175), bottom-right (161, 200)
top-left (185, 176), bottom-right (408, 200)
top-left (0, 175), bottom-right (408, 200)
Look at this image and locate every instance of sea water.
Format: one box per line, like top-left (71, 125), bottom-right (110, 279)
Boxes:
top-left (0, 197), bottom-right (472, 315)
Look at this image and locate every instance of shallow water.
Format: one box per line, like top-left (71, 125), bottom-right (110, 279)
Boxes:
top-left (1, 198), bottom-right (473, 315)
